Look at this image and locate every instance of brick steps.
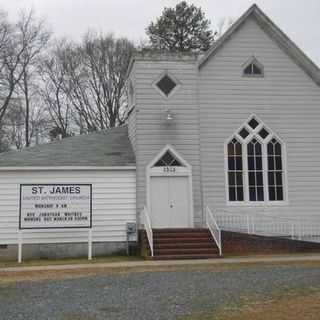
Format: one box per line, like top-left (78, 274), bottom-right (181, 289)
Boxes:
top-left (153, 254), bottom-right (220, 260)
top-left (153, 228), bottom-right (209, 233)
top-left (154, 242), bottom-right (216, 249)
top-left (140, 228), bottom-right (220, 260)
top-left (155, 248), bottom-right (219, 255)
top-left (154, 237), bottom-right (211, 244)
top-left (154, 233), bottom-right (212, 239)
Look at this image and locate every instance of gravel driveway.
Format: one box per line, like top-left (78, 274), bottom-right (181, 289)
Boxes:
top-left (0, 263), bottom-right (319, 320)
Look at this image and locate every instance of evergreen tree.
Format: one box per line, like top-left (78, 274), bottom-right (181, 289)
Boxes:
top-left (146, 1), bottom-right (215, 52)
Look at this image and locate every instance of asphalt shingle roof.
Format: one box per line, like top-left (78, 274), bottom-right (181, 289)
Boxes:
top-left (0, 126), bottom-right (135, 167)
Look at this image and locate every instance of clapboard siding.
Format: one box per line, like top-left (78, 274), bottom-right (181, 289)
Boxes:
top-left (130, 58), bottom-right (203, 225)
top-left (128, 109), bottom-right (137, 154)
top-left (0, 170), bottom-right (136, 244)
top-left (199, 16), bottom-right (320, 220)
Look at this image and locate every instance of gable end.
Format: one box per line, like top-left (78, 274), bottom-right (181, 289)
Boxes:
top-left (198, 4), bottom-right (320, 86)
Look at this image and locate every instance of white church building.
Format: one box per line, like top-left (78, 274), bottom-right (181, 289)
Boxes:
top-left (0, 4), bottom-right (320, 260)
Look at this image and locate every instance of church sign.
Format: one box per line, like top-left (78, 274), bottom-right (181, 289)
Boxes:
top-left (19, 184), bottom-right (92, 229)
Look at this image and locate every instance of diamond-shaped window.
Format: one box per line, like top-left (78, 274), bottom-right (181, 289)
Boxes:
top-left (238, 127), bottom-right (249, 139)
top-left (248, 118), bottom-right (259, 129)
top-left (258, 127), bottom-right (269, 139)
top-left (156, 75), bottom-right (177, 96)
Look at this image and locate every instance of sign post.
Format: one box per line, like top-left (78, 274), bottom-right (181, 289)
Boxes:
top-left (18, 230), bottom-right (22, 264)
top-left (88, 229), bottom-right (92, 260)
top-left (19, 184), bottom-right (93, 263)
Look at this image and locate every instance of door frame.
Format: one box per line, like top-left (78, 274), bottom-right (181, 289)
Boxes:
top-left (146, 145), bottom-right (194, 228)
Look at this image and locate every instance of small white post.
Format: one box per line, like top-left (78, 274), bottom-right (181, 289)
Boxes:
top-left (246, 215), bottom-right (250, 234)
top-left (251, 215), bottom-right (255, 234)
top-left (18, 230), bottom-right (22, 264)
top-left (291, 224), bottom-right (295, 240)
top-left (299, 223), bottom-right (302, 241)
top-left (218, 230), bottom-right (222, 257)
top-left (88, 229), bottom-right (92, 261)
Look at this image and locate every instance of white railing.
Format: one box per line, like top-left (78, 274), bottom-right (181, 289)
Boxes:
top-left (206, 206), bottom-right (222, 256)
top-left (213, 210), bottom-right (320, 243)
top-left (141, 206), bottom-right (153, 257)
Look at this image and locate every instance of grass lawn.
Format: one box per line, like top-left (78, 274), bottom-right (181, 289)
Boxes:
top-left (179, 288), bottom-right (320, 320)
top-left (0, 255), bottom-right (142, 269)
top-left (0, 259), bottom-right (320, 284)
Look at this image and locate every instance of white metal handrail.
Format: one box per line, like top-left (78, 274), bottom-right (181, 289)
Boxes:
top-left (213, 210), bottom-right (320, 243)
top-left (141, 206), bottom-right (153, 257)
top-left (206, 206), bottom-right (222, 256)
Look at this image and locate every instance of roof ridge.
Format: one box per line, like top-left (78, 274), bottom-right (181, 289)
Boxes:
top-left (14, 125), bottom-right (126, 151)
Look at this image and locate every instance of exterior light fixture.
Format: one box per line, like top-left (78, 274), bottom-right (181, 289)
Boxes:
top-left (165, 109), bottom-right (174, 123)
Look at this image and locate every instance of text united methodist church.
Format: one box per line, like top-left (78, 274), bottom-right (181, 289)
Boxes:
top-left (1, 4), bottom-right (320, 261)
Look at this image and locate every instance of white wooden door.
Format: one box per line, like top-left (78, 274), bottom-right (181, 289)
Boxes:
top-left (150, 176), bottom-right (190, 228)
top-left (169, 177), bottom-right (190, 227)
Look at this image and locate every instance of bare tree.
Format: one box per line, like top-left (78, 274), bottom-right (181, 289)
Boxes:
top-left (38, 40), bottom-right (73, 138)
top-left (17, 10), bottom-right (50, 146)
top-left (1, 95), bottom-right (50, 149)
top-left (4, 100), bottom-right (24, 149)
top-left (63, 33), bottom-right (134, 132)
top-left (0, 9), bottom-right (50, 150)
top-left (0, 8), bottom-right (133, 150)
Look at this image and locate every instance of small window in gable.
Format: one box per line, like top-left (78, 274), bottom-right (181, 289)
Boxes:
top-left (243, 58), bottom-right (264, 77)
top-left (154, 150), bottom-right (183, 167)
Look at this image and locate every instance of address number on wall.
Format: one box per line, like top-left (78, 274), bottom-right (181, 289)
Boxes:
top-left (163, 167), bottom-right (176, 173)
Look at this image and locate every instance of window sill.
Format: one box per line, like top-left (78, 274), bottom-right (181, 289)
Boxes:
top-left (242, 74), bottom-right (264, 78)
top-left (226, 201), bottom-right (289, 207)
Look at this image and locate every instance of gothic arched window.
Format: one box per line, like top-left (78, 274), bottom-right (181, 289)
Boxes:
top-left (247, 138), bottom-right (264, 201)
top-left (227, 138), bottom-right (244, 201)
top-left (226, 116), bottom-right (286, 203)
top-left (267, 138), bottom-right (284, 201)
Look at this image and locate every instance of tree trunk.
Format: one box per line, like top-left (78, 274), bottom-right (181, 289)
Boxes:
top-left (23, 72), bottom-right (30, 147)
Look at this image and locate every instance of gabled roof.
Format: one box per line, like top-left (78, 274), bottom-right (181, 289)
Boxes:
top-left (198, 4), bottom-right (320, 86)
top-left (0, 126), bottom-right (135, 167)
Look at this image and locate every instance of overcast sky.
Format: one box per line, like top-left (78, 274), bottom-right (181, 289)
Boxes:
top-left (1, 0), bottom-right (320, 65)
